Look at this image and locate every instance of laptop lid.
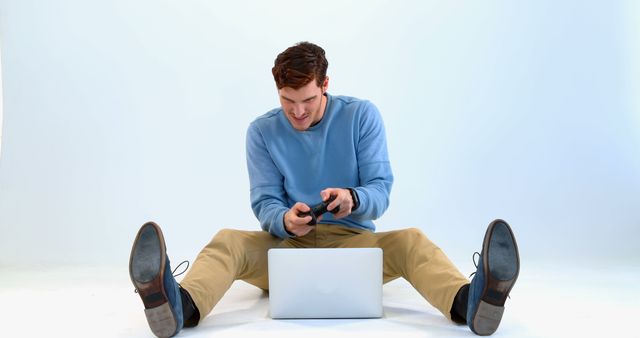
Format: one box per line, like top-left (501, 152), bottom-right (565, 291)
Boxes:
top-left (268, 248), bottom-right (383, 319)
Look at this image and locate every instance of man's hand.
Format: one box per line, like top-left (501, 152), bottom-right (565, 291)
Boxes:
top-left (320, 188), bottom-right (354, 219)
top-left (284, 202), bottom-right (316, 237)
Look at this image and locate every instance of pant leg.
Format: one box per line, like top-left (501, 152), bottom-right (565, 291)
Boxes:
top-left (318, 224), bottom-right (469, 321)
top-left (180, 225), bottom-right (467, 322)
top-left (179, 229), bottom-right (282, 320)
top-left (316, 224), bottom-right (403, 284)
top-left (241, 228), bottom-right (319, 288)
top-left (376, 228), bottom-right (469, 320)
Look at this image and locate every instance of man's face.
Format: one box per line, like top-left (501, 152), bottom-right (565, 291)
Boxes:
top-left (278, 78), bottom-right (329, 131)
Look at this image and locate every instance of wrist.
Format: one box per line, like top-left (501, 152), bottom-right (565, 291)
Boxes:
top-left (347, 188), bottom-right (360, 211)
top-left (283, 213), bottom-right (296, 237)
top-left (285, 227), bottom-right (295, 236)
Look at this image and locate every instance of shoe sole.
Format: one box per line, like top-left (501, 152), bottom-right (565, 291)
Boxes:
top-left (471, 219), bottom-right (520, 336)
top-left (129, 222), bottom-right (179, 338)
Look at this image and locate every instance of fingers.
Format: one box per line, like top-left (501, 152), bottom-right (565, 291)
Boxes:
top-left (333, 205), bottom-right (350, 219)
top-left (291, 202), bottom-right (312, 224)
top-left (284, 203), bottom-right (314, 236)
top-left (295, 204), bottom-right (313, 224)
top-left (320, 188), bottom-right (353, 219)
top-left (332, 203), bottom-right (351, 219)
top-left (286, 187), bottom-right (357, 236)
top-left (292, 202), bottom-right (311, 213)
top-left (320, 189), bottom-right (332, 201)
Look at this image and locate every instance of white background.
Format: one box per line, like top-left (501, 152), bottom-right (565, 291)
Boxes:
top-left (1, 0), bottom-right (639, 270)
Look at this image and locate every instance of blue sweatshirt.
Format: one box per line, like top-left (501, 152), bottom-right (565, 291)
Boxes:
top-left (246, 94), bottom-right (393, 238)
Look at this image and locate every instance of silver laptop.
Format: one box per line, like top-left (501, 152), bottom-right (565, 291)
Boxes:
top-left (268, 248), bottom-right (383, 319)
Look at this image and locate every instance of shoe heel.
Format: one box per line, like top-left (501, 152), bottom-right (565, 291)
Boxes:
top-left (144, 303), bottom-right (178, 338)
top-left (472, 300), bottom-right (505, 336)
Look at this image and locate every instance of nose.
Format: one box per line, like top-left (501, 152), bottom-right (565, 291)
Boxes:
top-left (291, 104), bottom-right (305, 117)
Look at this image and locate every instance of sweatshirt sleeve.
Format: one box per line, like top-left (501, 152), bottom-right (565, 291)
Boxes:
top-left (350, 102), bottom-right (394, 220)
top-left (246, 122), bottom-right (293, 238)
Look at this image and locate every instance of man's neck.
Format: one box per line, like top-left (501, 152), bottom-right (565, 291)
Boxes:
top-left (310, 93), bottom-right (328, 128)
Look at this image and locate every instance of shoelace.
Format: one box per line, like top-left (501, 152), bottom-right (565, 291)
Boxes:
top-left (469, 252), bottom-right (510, 299)
top-left (468, 252), bottom-right (481, 278)
top-left (134, 260), bottom-right (190, 293)
top-left (172, 260), bottom-right (190, 278)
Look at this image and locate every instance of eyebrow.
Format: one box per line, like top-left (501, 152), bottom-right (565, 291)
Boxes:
top-left (281, 94), bottom-right (317, 103)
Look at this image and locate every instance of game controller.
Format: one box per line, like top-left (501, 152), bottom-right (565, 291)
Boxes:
top-left (299, 195), bottom-right (340, 225)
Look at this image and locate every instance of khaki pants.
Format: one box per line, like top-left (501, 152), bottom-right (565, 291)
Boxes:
top-left (180, 224), bottom-right (469, 322)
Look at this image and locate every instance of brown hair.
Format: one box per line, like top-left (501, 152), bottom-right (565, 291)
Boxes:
top-left (272, 42), bottom-right (328, 89)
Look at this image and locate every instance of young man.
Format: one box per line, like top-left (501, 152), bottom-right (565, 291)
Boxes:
top-left (129, 42), bottom-right (520, 337)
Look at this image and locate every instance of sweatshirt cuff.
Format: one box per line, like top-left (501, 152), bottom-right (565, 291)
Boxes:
top-left (350, 187), bottom-right (367, 217)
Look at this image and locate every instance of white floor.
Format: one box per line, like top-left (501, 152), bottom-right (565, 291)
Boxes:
top-left (0, 263), bottom-right (638, 338)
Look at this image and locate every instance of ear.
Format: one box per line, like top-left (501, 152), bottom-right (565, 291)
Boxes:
top-left (322, 76), bottom-right (330, 93)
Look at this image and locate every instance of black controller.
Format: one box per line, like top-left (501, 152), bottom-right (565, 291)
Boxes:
top-left (300, 195), bottom-right (340, 225)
